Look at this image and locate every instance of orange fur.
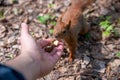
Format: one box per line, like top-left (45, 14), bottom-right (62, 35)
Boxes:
top-left (54, 0), bottom-right (95, 61)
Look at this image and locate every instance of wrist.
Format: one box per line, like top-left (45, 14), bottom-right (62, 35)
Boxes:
top-left (20, 53), bottom-right (42, 79)
top-left (6, 53), bottom-right (41, 80)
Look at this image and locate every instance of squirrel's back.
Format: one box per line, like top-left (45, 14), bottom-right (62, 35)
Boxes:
top-left (71, 0), bottom-right (94, 11)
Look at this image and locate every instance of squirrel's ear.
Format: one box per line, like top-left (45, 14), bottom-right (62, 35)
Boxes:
top-left (66, 20), bottom-right (71, 30)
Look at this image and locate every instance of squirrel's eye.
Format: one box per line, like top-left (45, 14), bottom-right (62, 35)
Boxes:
top-left (62, 30), bottom-right (67, 34)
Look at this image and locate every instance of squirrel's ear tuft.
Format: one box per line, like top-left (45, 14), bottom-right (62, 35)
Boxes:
top-left (66, 20), bottom-right (71, 30)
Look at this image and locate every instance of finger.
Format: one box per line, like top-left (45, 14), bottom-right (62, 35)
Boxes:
top-left (50, 41), bottom-right (64, 55)
top-left (37, 39), bottom-right (53, 48)
top-left (50, 47), bottom-right (57, 55)
top-left (52, 45), bottom-right (63, 62)
top-left (58, 41), bottom-right (64, 46)
top-left (21, 23), bottom-right (29, 36)
top-left (20, 23), bottom-right (34, 47)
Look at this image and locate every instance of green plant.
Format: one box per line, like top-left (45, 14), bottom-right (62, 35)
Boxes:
top-left (51, 21), bottom-right (56, 26)
top-left (99, 16), bottom-right (114, 38)
top-left (116, 52), bottom-right (120, 58)
top-left (38, 14), bottom-right (57, 26)
top-left (49, 29), bottom-right (54, 34)
top-left (38, 14), bottom-right (51, 24)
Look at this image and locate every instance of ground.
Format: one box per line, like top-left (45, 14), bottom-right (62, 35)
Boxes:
top-left (0, 0), bottom-right (120, 80)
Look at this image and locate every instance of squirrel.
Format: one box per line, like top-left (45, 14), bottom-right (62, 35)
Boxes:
top-left (54, 0), bottom-right (95, 61)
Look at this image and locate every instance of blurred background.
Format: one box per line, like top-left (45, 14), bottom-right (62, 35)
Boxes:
top-left (0, 0), bottom-right (120, 80)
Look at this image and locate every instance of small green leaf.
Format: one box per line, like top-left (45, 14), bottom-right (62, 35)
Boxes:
top-left (101, 24), bottom-right (108, 30)
top-left (116, 52), bottom-right (120, 58)
top-left (51, 21), bottom-right (56, 26)
top-left (101, 20), bottom-right (109, 25)
top-left (106, 25), bottom-right (113, 32)
top-left (99, 20), bottom-right (110, 29)
top-left (49, 29), bottom-right (54, 34)
top-left (38, 14), bottom-right (50, 24)
top-left (102, 31), bottom-right (110, 37)
top-left (44, 14), bottom-right (50, 20)
top-left (38, 16), bottom-right (46, 24)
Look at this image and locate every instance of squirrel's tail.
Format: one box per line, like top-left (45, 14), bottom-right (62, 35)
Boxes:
top-left (71, 0), bottom-right (95, 11)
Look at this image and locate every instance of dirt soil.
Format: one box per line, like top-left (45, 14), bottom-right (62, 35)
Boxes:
top-left (0, 0), bottom-right (120, 80)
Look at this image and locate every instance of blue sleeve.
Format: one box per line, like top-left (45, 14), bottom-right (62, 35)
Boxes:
top-left (0, 64), bottom-right (26, 80)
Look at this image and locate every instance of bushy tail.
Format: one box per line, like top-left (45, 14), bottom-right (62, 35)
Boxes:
top-left (71, 0), bottom-right (95, 11)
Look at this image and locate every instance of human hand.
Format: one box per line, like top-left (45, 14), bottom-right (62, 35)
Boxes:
top-left (6, 23), bottom-right (64, 80)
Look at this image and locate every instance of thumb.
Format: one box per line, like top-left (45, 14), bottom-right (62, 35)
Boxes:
top-left (20, 23), bottom-right (32, 47)
top-left (21, 23), bottom-right (29, 36)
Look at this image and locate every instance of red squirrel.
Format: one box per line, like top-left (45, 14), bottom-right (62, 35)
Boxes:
top-left (54, 0), bottom-right (95, 61)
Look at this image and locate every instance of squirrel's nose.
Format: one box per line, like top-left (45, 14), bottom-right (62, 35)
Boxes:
top-left (55, 35), bottom-right (58, 38)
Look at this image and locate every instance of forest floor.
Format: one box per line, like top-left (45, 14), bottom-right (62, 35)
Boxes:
top-left (0, 0), bottom-right (120, 80)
